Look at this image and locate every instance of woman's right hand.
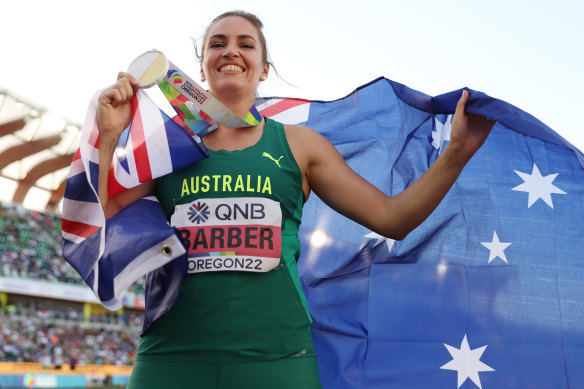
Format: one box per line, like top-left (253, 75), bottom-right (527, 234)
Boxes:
top-left (97, 72), bottom-right (137, 142)
top-left (97, 72), bottom-right (144, 212)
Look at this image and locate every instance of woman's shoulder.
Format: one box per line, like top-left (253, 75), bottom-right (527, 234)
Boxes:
top-left (280, 121), bottom-right (318, 138)
top-left (283, 123), bottom-right (331, 151)
top-left (280, 122), bottom-right (337, 175)
top-left (262, 118), bottom-right (323, 151)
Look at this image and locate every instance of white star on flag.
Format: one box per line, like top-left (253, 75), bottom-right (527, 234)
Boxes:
top-left (480, 231), bottom-right (511, 264)
top-left (364, 232), bottom-right (395, 253)
top-left (512, 163), bottom-right (566, 208)
top-left (432, 114), bottom-right (453, 151)
top-left (441, 334), bottom-right (494, 389)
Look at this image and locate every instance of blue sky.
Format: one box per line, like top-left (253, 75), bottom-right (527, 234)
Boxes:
top-left (1, 0), bottom-right (583, 150)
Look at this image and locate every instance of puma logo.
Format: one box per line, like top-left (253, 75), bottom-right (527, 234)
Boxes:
top-left (262, 152), bottom-right (284, 168)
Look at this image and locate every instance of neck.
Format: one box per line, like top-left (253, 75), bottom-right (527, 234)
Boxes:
top-left (210, 89), bottom-right (256, 119)
top-left (206, 116), bottom-right (265, 151)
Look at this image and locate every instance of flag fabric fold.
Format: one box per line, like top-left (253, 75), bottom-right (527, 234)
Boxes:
top-left (61, 89), bottom-right (207, 311)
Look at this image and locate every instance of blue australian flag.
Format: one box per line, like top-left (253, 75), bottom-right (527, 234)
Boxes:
top-left (296, 78), bottom-right (584, 389)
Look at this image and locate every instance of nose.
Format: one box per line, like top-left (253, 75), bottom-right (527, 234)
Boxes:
top-left (222, 42), bottom-right (239, 57)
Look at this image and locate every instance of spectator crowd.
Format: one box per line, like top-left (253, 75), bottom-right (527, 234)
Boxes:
top-left (0, 201), bottom-right (146, 295)
top-left (0, 201), bottom-right (148, 367)
top-left (1, 303), bottom-right (141, 366)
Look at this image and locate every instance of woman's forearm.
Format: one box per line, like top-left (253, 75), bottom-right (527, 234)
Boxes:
top-left (97, 134), bottom-right (119, 212)
top-left (384, 144), bottom-right (470, 239)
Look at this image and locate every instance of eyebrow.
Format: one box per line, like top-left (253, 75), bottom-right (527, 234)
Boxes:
top-left (209, 34), bottom-right (257, 42)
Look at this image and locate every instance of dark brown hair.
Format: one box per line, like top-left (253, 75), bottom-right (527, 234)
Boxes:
top-left (194, 10), bottom-right (273, 67)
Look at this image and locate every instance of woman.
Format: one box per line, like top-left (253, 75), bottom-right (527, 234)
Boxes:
top-left (97, 10), bottom-right (494, 389)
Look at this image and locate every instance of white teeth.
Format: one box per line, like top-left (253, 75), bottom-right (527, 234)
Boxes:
top-left (220, 65), bottom-right (243, 72)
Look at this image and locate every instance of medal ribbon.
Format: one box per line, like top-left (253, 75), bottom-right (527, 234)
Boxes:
top-left (157, 61), bottom-right (262, 136)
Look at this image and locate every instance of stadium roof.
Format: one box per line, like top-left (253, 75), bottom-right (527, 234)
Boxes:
top-left (0, 88), bottom-right (81, 213)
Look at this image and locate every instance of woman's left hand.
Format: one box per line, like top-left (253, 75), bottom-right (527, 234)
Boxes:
top-left (449, 90), bottom-right (497, 162)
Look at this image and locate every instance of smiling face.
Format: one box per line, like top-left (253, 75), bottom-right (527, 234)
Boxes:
top-left (201, 16), bottom-right (270, 100)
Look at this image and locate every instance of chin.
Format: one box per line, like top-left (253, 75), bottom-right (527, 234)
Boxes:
top-left (212, 80), bottom-right (252, 95)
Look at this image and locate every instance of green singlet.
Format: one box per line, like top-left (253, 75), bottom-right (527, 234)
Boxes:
top-left (127, 118), bottom-right (322, 389)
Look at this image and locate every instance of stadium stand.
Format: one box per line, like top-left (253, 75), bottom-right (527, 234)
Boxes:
top-left (1, 303), bottom-right (140, 365)
top-left (0, 201), bottom-right (147, 295)
top-left (0, 201), bottom-right (144, 386)
top-left (0, 201), bottom-right (80, 284)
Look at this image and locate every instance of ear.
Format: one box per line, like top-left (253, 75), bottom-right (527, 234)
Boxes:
top-left (261, 63), bottom-right (270, 80)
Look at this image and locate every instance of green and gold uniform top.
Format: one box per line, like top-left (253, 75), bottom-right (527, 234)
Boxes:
top-left (137, 118), bottom-right (315, 365)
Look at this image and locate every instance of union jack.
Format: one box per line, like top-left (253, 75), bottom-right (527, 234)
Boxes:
top-left (61, 89), bottom-right (208, 310)
top-left (61, 89), bottom-right (309, 316)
